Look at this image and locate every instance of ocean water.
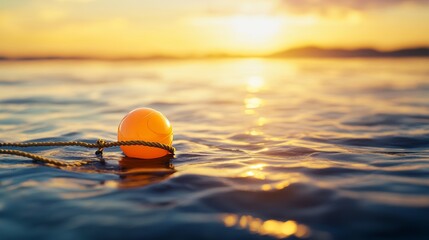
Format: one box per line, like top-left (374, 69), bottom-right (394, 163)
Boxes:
top-left (0, 58), bottom-right (429, 240)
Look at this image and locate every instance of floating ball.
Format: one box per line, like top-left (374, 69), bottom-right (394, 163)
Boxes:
top-left (117, 108), bottom-right (173, 159)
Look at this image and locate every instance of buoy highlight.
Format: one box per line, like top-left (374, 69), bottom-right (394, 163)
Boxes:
top-left (117, 108), bottom-right (173, 159)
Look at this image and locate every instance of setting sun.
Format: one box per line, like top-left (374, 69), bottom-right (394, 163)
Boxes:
top-left (229, 15), bottom-right (282, 46)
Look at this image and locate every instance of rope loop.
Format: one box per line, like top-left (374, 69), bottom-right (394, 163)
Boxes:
top-left (0, 139), bottom-right (175, 167)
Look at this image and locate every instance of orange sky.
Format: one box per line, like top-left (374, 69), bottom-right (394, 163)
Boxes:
top-left (0, 0), bottom-right (428, 57)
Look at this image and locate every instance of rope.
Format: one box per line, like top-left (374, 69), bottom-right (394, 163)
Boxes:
top-left (0, 139), bottom-right (175, 167)
top-left (0, 149), bottom-right (91, 167)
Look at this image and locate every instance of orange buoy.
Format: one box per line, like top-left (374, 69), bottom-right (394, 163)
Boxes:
top-left (117, 108), bottom-right (173, 159)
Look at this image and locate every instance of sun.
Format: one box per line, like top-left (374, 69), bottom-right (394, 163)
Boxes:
top-left (229, 15), bottom-right (282, 46)
top-left (191, 14), bottom-right (285, 55)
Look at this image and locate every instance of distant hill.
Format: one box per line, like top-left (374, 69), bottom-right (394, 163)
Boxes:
top-left (270, 46), bottom-right (429, 58)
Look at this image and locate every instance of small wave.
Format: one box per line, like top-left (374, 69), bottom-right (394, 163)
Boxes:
top-left (261, 146), bottom-right (319, 157)
top-left (0, 97), bottom-right (98, 105)
top-left (342, 113), bottom-right (429, 127)
top-left (305, 133), bottom-right (429, 149)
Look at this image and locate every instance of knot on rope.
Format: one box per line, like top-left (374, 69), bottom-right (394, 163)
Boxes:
top-left (95, 139), bottom-right (106, 156)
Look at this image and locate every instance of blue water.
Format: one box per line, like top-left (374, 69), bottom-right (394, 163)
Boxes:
top-left (1, 58), bottom-right (429, 240)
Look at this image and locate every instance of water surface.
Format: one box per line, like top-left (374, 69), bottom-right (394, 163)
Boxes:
top-left (1, 58), bottom-right (429, 240)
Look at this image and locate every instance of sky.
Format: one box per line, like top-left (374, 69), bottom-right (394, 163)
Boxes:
top-left (0, 0), bottom-right (428, 57)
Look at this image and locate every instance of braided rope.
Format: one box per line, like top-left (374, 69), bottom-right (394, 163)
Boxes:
top-left (0, 149), bottom-right (91, 167)
top-left (0, 139), bottom-right (175, 167)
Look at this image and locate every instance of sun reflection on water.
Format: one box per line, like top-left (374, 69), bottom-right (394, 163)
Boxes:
top-left (261, 180), bottom-right (291, 191)
top-left (244, 75), bottom-right (267, 138)
top-left (247, 76), bottom-right (265, 93)
top-left (245, 97), bottom-right (262, 109)
top-left (247, 129), bottom-right (263, 136)
top-left (249, 163), bottom-right (266, 170)
top-left (240, 163), bottom-right (267, 179)
top-left (240, 170), bottom-right (266, 179)
top-left (257, 117), bottom-right (267, 126)
top-left (244, 75), bottom-right (265, 113)
top-left (222, 214), bottom-right (311, 239)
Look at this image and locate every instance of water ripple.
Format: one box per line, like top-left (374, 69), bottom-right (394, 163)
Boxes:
top-left (1, 59), bottom-right (429, 239)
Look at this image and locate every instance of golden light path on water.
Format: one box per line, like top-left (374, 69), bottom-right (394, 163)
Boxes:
top-left (237, 74), bottom-right (310, 238)
top-left (222, 214), bottom-right (311, 239)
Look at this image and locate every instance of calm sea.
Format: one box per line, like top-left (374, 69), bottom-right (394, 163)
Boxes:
top-left (1, 58), bottom-right (429, 240)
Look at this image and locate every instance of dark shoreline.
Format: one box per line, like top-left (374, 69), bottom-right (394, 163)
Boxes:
top-left (1, 46), bottom-right (428, 61)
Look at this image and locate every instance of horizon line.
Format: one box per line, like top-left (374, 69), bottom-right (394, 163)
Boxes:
top-left (1, 45), bottom-right (428, 61)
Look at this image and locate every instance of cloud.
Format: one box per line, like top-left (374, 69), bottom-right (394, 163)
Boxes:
top-left (280, 0), bottom-right (429, 15)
